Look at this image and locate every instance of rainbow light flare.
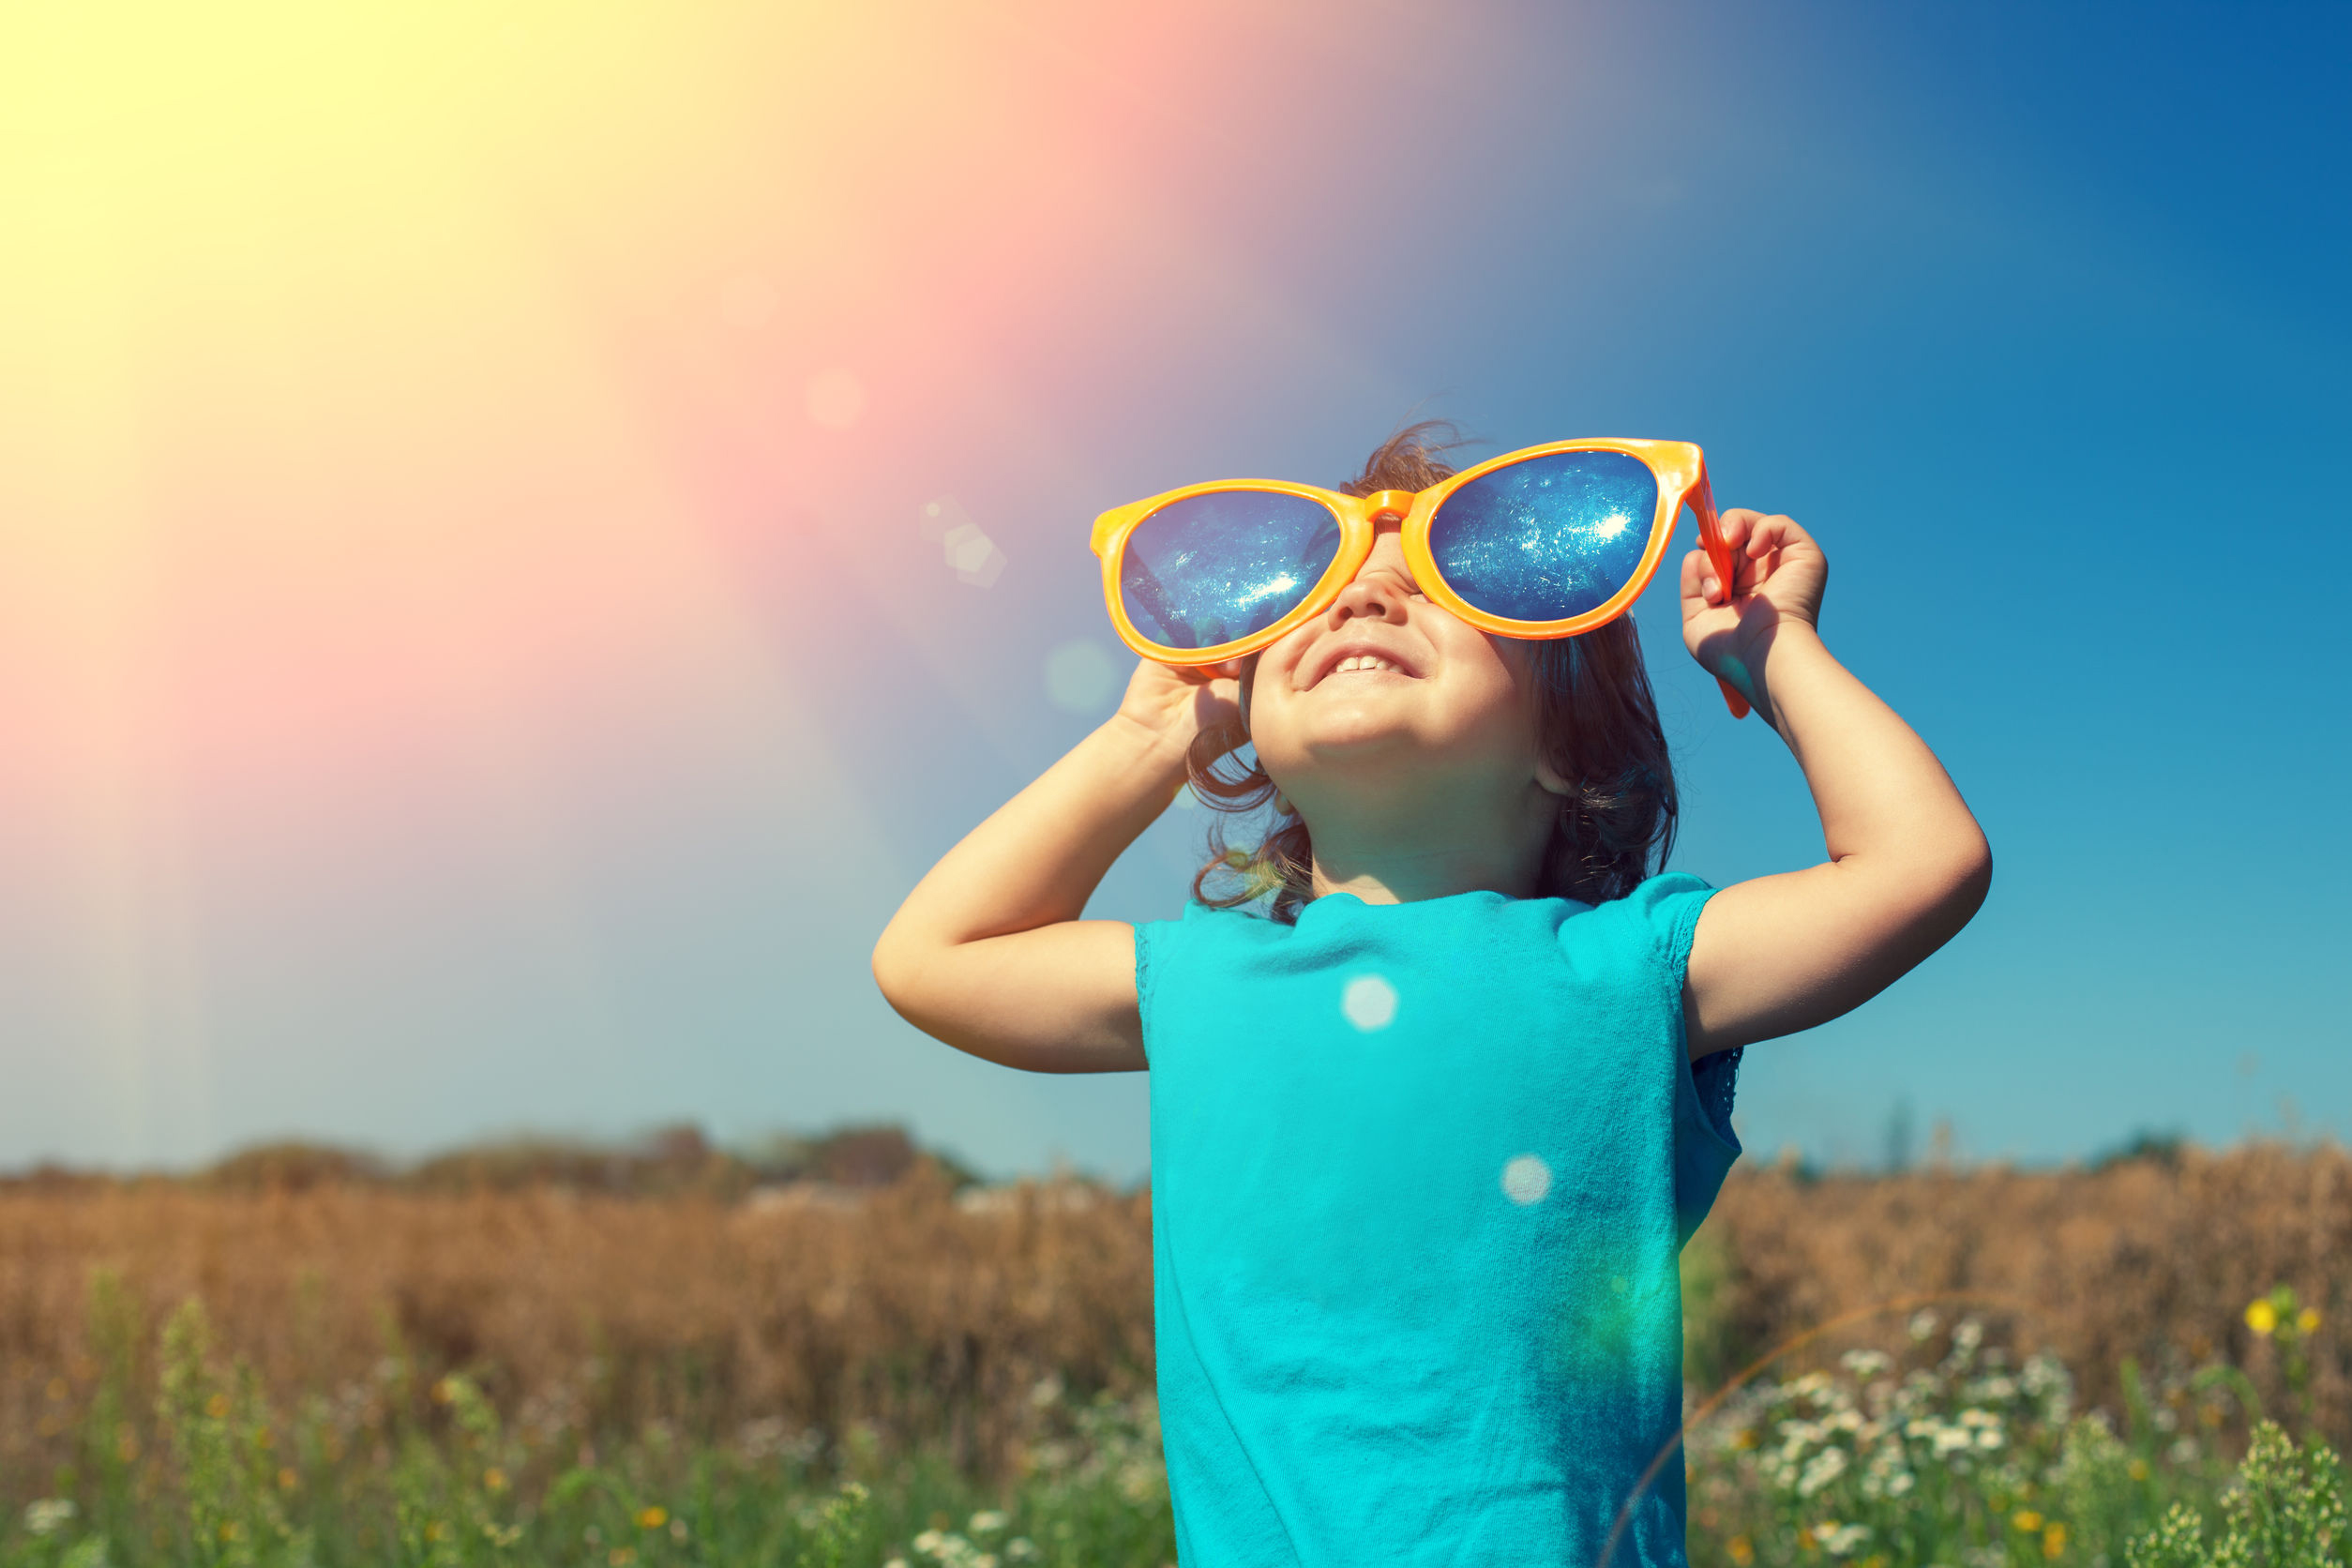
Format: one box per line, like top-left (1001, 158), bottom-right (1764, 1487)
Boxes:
top-left (0, 0), bottom-right (1373, 1149)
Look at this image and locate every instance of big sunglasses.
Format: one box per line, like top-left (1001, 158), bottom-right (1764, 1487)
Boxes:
top-left (1089, 437), bottom-right (1751, 717)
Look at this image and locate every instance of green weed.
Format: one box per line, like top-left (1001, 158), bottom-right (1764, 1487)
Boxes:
top-left (3, 1286), bottom-right (2335, 1567)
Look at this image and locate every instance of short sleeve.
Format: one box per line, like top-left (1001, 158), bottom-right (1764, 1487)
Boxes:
top-left (1132, 917), bottom-right (1165, 1068)
top-left (1618, 873), bottom-right (1740, 1129)
top-left (1622, 871), bottom-right (1743, 1150)
top-left (1615, 872), bottom-right (1744, 1245)
top-left (1606, 870), bottom-right (1715, 986)
top-left (1131, 901), bottom-right (1214, 1070)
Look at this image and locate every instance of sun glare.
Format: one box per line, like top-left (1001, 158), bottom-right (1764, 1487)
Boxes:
top-left (0, 0), bottom-right (1369, 1144)
top-left (0, 0), bottom-right (956, 1126)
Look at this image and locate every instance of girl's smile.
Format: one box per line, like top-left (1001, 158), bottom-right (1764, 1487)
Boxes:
top-left (1319, 654), bottom-right (1414, 679)
top-left (1297, 637), bottom-right (1425, 688)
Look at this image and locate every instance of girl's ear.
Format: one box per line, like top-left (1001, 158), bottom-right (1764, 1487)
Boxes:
top-left (1534, 758), bottom-right (1575, 797)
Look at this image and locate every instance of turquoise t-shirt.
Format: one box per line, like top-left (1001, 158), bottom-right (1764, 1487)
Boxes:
top-left (1134, 872), bottom-right (1743, 1567)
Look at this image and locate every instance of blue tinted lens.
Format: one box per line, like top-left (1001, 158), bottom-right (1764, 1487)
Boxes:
top-left (1119, 490), bottom-right (1342, 651)
top-left (1428, 450), bottom-right (1660, 624)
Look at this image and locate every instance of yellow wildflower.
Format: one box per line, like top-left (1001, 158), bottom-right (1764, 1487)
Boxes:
top-left (277, 1468), bottom-right (297, 1492)
top-left (2043, 1521), bottom-right (2069, 1558)
top-left (2246, 1299), bottom-right (2278, 1335)
top-left (2128, 1458), bottom-right (2149, 1481)
top-left (2013, 1509), bottom-right (2043, 1531)
top-left (218, 1521), bottom-right (243, 1543)
top-left (2298, 1307), bottom-right (2321, 1334)
top-left (1727, 1537), bottom-right (1756, 1567)
top-left (636, 1506), bottom-right (668, 1530)
top-left (608, 1550), bottom-right (637, 1568)
top-left (1797, 1525), bottom-right (1817, 1551)
top-left (205, 1394), bottom-right (232, 1419)
top-left (431, 1379), bottom-right (458, 1404)
top-left (484, 1468), bottom-right (509, 1493)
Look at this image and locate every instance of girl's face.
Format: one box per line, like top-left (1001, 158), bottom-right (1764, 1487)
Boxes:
top-left (1247, 518), bottom-right (1564, 816)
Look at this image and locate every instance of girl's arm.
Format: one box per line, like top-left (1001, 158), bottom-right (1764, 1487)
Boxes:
top-left (869, 659), bottom-right (1242, 1073)
top-left (1678, 510), bottom-right (1993, 1058)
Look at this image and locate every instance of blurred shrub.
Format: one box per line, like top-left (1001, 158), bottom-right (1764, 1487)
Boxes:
top-left (0, 1122), bottom-right (988, 1201)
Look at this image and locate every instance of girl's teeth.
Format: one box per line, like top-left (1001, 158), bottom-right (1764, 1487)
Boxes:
top-left (1337, 656), bottom-right (1395, 673)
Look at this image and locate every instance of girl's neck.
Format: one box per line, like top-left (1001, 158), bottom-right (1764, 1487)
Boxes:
top-left (1300, 782), bottom-right (1553, 906)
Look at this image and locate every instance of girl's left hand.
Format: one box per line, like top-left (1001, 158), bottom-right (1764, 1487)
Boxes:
top-left (1679, 509), bottom-right (1829, 693)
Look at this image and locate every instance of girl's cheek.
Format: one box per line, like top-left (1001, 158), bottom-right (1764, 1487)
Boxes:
top-left (1244, 687), bottom-right (1301, 769)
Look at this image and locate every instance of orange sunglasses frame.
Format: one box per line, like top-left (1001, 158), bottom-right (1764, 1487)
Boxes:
top-left (1089, 437), bottom-right (1750, 717)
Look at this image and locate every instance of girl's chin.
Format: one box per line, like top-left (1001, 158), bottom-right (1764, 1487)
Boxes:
top-left (1276, 715), bottom-right (1434, 761)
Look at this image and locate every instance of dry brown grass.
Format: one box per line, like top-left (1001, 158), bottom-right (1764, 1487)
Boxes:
top-left (1699, 1141), bottom-right (2352, 1440)
top-left (0, 1168), bottom-right (1152, 1487)
top-left (5, 1142), bottom-right (2348, 1492)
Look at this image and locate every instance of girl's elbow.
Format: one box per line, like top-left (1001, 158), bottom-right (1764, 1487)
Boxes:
top-left (1940, 829), bottom-right (1993, 931)
top-left (1883, 829), bottom-right (1990, 950)
top-left (870, 926), bottom-right (926, 1013)
top-left (871, 942), bottom-right (954, 1048)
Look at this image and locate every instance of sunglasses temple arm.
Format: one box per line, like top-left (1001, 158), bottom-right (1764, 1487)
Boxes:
top-left (1689, 470), bottom-right (1753, 720)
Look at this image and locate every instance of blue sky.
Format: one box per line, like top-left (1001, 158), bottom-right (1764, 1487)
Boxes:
top-left (868, 0), bottom-right (2352, 1178)
top-left (6, 0), bottom-right (2346, 1181)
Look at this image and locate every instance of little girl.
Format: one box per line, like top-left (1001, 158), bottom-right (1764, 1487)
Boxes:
top-left (873, 426), bottom-right (1990, 1566)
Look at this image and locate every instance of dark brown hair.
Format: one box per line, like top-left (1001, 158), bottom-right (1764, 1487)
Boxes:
top-left (1184, 421), bottom-right (1680, 921)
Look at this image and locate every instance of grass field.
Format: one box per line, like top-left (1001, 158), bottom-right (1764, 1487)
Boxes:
top-left (3, 1142), bottom-right (2347, 1565)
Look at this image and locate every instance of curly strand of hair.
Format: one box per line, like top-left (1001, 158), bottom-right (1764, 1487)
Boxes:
top-left (1334, 419), bottom-right (1472, 498)
top-left (1183, 653), bottom-right (1317, 916)
top-left (1527, 621), bottom-right (1679, 905)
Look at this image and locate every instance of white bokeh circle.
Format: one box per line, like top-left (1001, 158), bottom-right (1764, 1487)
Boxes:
top-left (1500, 1154), bottom-right (1552, 1205)
top-left (1341, 974), bottom-right (1397, 1032)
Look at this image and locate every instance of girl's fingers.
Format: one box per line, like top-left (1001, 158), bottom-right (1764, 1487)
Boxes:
top-left (1745, 514), bottom-right (1801, 557)
top-left (1705, 510), bottom-right (1811, 597)
top-left (1680, 548), bottom-right (1724, 607)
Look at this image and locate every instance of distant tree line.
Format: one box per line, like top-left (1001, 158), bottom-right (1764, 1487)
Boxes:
top-left (0, 1123), bottom-right (986, 1199)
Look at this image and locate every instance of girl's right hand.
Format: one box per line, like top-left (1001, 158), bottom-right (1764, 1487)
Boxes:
top-left (1113, 656), bottom-right (1246, 749)
top-left (1679, 509), bottom-right (1829, 721)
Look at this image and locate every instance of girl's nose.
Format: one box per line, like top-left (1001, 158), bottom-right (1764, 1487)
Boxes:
top-left (1331, 553), bottom-right (1413, 624)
